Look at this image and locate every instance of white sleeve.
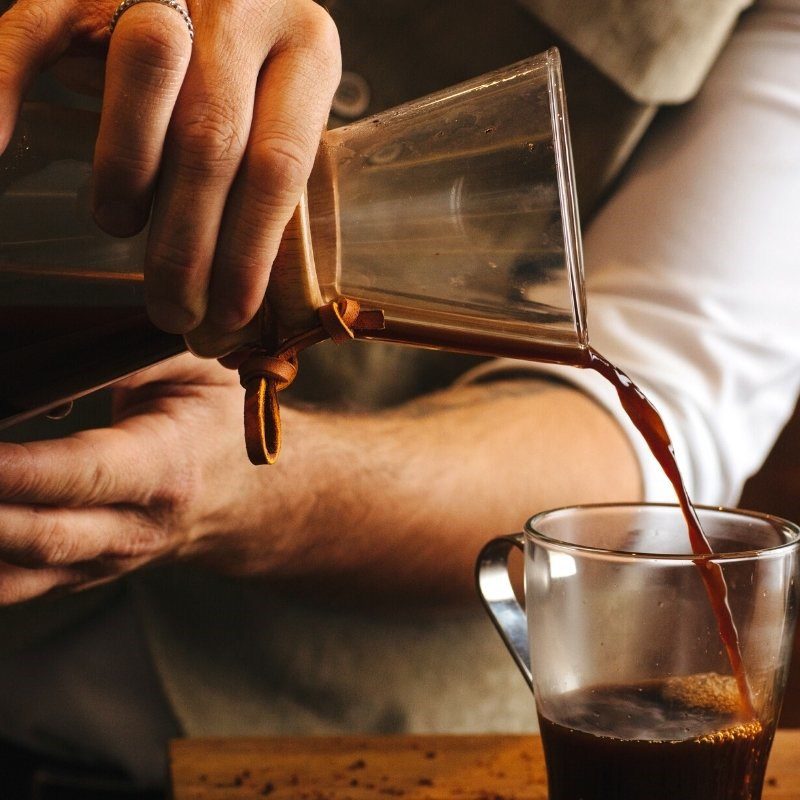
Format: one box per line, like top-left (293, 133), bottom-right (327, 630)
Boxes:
top-left (463, 0), bottom-right (800, 505)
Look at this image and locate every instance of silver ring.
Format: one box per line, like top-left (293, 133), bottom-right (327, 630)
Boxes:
top-left (109, 0), bottom-right (194, 42)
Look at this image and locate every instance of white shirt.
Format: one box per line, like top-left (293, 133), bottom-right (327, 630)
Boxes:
top-left (467, 0), bottom-right (800, 507)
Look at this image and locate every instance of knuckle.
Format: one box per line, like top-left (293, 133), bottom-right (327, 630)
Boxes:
top-left (108, 520), bottom-right (167, 561)
top-left (173, 102), bottom-right (246, 174)
top-left (215, 281), bottom-right (263, 329)
top-left (83, 463), bottom-right (117, 507)
top-left (145, 240), bottom-right (206, 328)
top-left (147, 462), bottom-right (199, 530)
top-left (114, 14), bottom-right (187, 71)
top-left (306, 5), bottom-right (341, 53)
top-left (291, 5), bottom-right (341, 80)
top-left (66, 435), bottom-right (115, 505)
top-left (0, 443), bottom-right (38, 498)
top-left (147, 237), bottom-right (201, 282)
top-left (95, 141), bottom-right (156, 184)
top-left (6, 0), bottom-right (51, 46)
top-left (24, 514), bottom-right (75, 566)
top-left (155, 439), bottom-right (199, 510)
top-left (131, 525), bottom-right (168, 557)
top-left (296, 3), bottom-right (340, 50)
top-left (250, 137), bottom-right (310, 199)
top-left (113, 14), bottom-right (175, 67)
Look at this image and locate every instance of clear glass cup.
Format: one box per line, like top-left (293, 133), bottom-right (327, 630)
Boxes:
top-left (476, 503), bottom-right (800, 800)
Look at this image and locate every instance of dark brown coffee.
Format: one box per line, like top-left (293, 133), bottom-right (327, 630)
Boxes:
top-left (539, 679), bottom-right (773, 800)
top-left (0, 269), bottom-right (185, 429)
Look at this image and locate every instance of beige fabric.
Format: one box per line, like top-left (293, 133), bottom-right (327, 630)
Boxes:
top-left (516, 0), bottom-right (753, 102)
top-left (132, 567), bottom-right (536, 737)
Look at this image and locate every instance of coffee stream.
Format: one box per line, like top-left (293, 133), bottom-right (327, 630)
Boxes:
top-left (586, 347), bottom-right (755, 719)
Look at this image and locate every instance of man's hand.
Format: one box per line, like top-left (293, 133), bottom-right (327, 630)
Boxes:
top-left (0, 0), bottom-right (341, 335)
top-left (0, 357), bottom-right (641, 607)
top-left (0, 355), bottom-right (293, 604)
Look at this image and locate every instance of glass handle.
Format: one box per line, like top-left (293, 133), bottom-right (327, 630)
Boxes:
top-left (475, 533), bottom-right (531, 689)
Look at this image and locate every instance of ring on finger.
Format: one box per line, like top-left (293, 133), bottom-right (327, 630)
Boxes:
top-left (109, 0), bottom-right (194, 42)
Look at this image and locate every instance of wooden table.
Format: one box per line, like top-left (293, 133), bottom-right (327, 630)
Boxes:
top-left (170, 731), bottom-right (800, 799)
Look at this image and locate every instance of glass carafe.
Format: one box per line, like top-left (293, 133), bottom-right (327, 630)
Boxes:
top-left (0, 48), bottom-right (587, 460)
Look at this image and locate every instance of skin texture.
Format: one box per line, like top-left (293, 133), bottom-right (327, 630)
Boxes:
top-left (0, 356), bottom-right (641, 606)
top-left (0, 0), bottom-right (342, 335)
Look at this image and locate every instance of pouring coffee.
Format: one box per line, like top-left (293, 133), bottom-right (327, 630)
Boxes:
top-left (0, 47), bottom-right (768, 783)
top-left (476, 504), bottom-right (800, 800)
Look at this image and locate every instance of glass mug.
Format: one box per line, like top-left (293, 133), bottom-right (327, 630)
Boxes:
top-left (476, 503), bottom-right (800, 800)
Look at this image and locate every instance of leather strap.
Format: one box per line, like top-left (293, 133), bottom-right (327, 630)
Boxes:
top-left (242, 376), bottom-right (281, 465)
top-left (239, 351), bottom-right (299, 465)
top-left (318, 296), bottom-right (384, 344)
top-left (238, 352), bottom-right (298, 391)
top-left (238, 297), bottom-right (384, 465)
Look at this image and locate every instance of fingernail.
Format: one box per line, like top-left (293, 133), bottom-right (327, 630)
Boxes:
top-left (147, 300), bottom-right (201, 334)
top-left (207, 305), bottom-right (249, 333)
top-left (94, 201), bottom-right (143, 237)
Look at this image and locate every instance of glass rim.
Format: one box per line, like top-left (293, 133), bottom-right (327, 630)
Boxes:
top-left (546, 47), bottom-right (588, 348)
top-left (523, 502), bottom-right (800, 562)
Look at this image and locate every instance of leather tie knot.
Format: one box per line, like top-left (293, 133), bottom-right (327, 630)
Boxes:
top-left (238, 296), bottom-right (385, 466)
top-left (238, 351), bottom-right (298, 392)
top-left (318, 297), bottom-right (386, 343)
top-left (318, 297), bottom-right (361, 343)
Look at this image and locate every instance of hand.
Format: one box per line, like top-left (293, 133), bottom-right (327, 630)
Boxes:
top-left (0, 360), bottom-right (642, 606)
top-left (0, 355), bottom-right (299, 604)
top-left (0, 0), bottom-right (341, 335)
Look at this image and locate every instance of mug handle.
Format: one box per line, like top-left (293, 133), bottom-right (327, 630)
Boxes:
top-left (475, 534), bottom-right (532, 689)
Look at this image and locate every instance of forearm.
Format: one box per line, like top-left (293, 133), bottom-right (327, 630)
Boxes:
top-left (0, 362), bottom-right (639, 606)
top-left (264, 379), bottom-right (642, 603)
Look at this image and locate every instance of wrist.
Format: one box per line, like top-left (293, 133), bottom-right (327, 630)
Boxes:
top-left (233, 404), bottom-right (355, 576)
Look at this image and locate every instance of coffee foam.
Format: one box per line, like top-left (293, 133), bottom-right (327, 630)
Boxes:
top-left (661, 673), bottom-right (742, 715)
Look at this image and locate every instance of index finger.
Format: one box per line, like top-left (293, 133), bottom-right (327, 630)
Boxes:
top-left (0, 426), bottom-right (170, 506)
